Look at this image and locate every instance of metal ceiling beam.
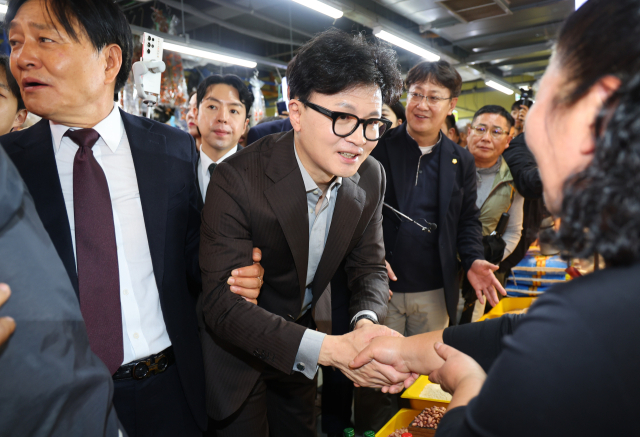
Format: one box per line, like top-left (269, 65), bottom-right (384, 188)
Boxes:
top-left (489, 55), bottom-right (550, 68)
top-left (452, 21), bottom-right (564, 46)
top-left (153, 0), bottom-right (306, 46)
top-left (465, 42), bottom-right (552, 64)
top-left (129, 24), bottom-right (289, 70)
top-left (503, 66), bottom-right (548, 77)
top-left (204, 0), bottom-right (315, 39)
top-left (324, 0), bottom-right (519, 92)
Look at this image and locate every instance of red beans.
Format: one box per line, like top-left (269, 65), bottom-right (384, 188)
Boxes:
top-left (410, 406), bottom-right (447, 430)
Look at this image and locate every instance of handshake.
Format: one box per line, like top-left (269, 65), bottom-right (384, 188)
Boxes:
top-left (317, 323), bottom-right (420, 394)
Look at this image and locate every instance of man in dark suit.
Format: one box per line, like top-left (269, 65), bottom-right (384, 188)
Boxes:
top-left (1, 1), bottom-right (262, 436)
top-left (195, 74), bottom-right (253, 210)
top-left (199, 29), bottom-right (414, 436)
top-left (0, 146), bottom-right (124, 436)
top-left (246, 116), bottom-right (292, 146)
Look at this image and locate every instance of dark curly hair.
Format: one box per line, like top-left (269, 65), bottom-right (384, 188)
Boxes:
top-left (287, 28), bottom-right (403, 106)
top-left (549, 0), bottom-right (640, 266)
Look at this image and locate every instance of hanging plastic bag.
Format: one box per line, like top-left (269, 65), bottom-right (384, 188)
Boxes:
top-left (249, 73), bottom-right (265, 127)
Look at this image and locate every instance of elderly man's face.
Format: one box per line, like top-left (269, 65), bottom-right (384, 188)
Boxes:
top-left (8, 0), bottom-right (120, 125)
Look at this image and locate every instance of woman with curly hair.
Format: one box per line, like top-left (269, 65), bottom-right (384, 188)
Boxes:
top-left (349, 0), bottom-right (640, 435)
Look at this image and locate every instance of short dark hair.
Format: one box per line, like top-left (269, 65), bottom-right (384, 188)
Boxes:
top-left (4, 0), bottom-right (133, 99)
top-left (444, 114), bottom-right (456, 131)
top-left (196, 74), bottom-right (254, 119)
top-left (472, 105), bottom-right (515, 130)
top-left (511, 99), bottom-right (533, 111)
top-left (287, 28), bottom-right (403, 105)
top-left (388, 101), bottom-right (406, 122)
top-left (405, 60), bottom-right (462, 98)
top-left (0, 54), bottom-right (25, 111)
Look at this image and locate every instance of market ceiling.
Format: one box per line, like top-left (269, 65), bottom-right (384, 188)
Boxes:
top-left (120, 0), bottom-right (574, 85)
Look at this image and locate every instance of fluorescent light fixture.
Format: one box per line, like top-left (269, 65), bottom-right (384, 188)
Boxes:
top-left (485, 80), bottom-right (514, 95)
top-left (291, 0), bottom-right (343, 19)
top-left (0, 4), bottom-right (7, 14)
top-left (575, 0), bottom-right (588, 9)
top-left (163, 41), bottom-right (257, 69)
top-left (373, 28), bottom-right (440, 62)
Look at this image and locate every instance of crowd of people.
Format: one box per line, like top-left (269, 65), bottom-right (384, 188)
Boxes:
top-left (0, 0), bottom-right (639, 436)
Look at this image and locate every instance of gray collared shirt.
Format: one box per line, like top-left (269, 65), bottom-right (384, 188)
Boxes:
top-left (292, 145), bottom-right (378, 378)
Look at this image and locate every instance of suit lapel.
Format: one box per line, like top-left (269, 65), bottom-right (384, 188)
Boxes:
top-left (195, 154), bottom-right (204, 211)
top-left (263, 131), bottom-right (309, 299)
top-left (312, 175), bottom-right (365, 305)
top-left (438, 138), bottom-right (458, 236)
top-left (120, 110), bottom-right (168, 294)
top-left (7, 119), bottom-right (79, 296)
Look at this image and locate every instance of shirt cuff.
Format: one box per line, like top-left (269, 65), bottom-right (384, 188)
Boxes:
top-left (293, 329), bottom-right (326, 379)
top-left (350, 310), bottom-right (379, 327)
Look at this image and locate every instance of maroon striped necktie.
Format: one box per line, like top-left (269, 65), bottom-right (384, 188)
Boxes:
top-left (67, 128), bottom-right (123, 374)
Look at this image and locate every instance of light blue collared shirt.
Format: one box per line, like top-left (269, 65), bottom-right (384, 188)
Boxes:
top-left (292, 145), bottom-right (378, 378)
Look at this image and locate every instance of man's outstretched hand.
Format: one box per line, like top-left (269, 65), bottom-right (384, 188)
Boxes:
top-left (467, 259), bottom-right (506, 307)
top-left (227, 247), bottom-right (264, 304)
top-left (318, 324), bottom-right (416, 393)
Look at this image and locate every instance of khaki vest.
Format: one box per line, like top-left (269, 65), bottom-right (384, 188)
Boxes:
top-left (479, 158), bottom-right (517, 236)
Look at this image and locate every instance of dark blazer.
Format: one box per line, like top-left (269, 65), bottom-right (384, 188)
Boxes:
top-left (0, 111), bottom-right (207, 430)
top-left (198, 130), bottom-right (389, 420)
top-left (195, 144), bottom-right (243, 211)
top-left (246, 117), bottom-right (292, 146)
top-left (370, 123), bottom-right (484, 322)
top-left (0, 147), bottom-right (123, 436)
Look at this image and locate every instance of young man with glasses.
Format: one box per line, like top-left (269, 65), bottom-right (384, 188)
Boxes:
top-left (198, 29), bottom-right (415, 437)
top-left (460, 105), bottom-right (524, 323)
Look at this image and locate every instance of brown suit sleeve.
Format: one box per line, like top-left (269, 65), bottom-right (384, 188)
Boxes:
top-left (345, 160), bottom-right (390, 323)
top-left (199, 161), bottom-right (306, 374)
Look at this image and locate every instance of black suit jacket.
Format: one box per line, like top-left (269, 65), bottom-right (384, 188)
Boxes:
top-left (198, 130), bottom-right (389, 420)
top-left (370, 123), bottom-right (484, 322)
top-left (246, 117), bottom-right (292, 146)
top-left (195, 144), bottom-right (243, 211)
top-left (0, 111), bottom-right (207, 430)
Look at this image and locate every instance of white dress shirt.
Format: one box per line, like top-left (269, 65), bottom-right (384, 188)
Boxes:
top-left (198, 145), bottom-right (238, 203)
top-left (51, 103), bottom-right (171, 366)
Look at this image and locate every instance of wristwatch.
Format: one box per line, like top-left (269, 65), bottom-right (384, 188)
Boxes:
top-left (350, 313), bottom-right (378, 331)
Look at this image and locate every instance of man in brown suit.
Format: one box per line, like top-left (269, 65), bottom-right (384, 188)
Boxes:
top-left (199, 29), bottom-right (413, 436)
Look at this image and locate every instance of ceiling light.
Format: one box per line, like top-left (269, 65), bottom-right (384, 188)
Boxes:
top-left (163, 42), bottom-right (257, 69)
top-left (291, 0), bottom-right (343, 19)
top-left (373, 28), bottom-right (440, 62)
top-left (485, 80), bottom-right (514, 95)
top-left (0, 4), bottom-right (7, 14)
top-left (575, 0), bottom-right (588, 9)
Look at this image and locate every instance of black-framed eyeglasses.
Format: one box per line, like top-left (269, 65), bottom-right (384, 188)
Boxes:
top-left (469, 125), bottom-right (509, 139)
top-left (301, 100), bottom-right (393, 141)
top-left (407, 92), bottom-right (452, 106)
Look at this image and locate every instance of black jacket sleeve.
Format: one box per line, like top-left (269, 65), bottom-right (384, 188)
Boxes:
top-left (502, 133), bottom-right (543, 199)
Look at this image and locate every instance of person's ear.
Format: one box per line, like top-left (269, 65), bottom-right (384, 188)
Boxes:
top-left (448, 97), bottom-right (459, 114)
top-left (577, 75), bottom-right (622, 155)
top-left (289, 99), bottom-right (303, 133)
top-left (12, 109), bottom-right (27, 130)
top-left (103, 44), bottom-right (123, 87)
top-left (398, 119), bottom-right (403, 125)
top-left (448, 127), bottom-right (456, 139)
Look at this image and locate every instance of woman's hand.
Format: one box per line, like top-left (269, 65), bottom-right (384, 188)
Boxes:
top-left (428, 342), bottom-right (486, 409)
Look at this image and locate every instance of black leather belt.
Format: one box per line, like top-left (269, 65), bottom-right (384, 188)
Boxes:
top-left (113, 346), bottom-right (175, 381)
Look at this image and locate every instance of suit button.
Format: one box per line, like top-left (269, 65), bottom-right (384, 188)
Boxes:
top-left (253, 350), bottom-right (260, 357)
top-left (296, 362), bottom-right (306, 371)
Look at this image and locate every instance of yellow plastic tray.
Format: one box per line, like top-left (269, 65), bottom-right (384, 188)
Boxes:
top-left (477, 297), bottom-right (536, 322)
top-left (375, 408), bottom-right (422, 437)
top-left (401, 375), bottom-right (450, 410)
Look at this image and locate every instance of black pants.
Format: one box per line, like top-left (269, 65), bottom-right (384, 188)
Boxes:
top-left (320, 364), bottom-right (354, 434)
top-left (113, 364), bottom-right (202, 437)
top-left (207, 366), bottom-right (317, 437)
